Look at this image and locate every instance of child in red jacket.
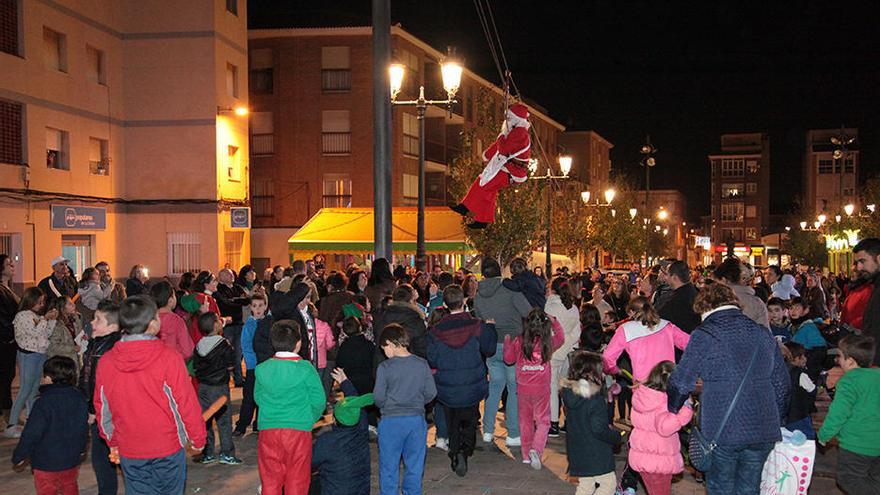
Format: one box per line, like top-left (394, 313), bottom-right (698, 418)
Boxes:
top-left (95, 295), bottom-right (206, 495)
top-left (503, 308), bottom-right (563, 470)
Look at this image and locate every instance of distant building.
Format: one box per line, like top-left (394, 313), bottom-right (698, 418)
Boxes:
top-left (0, 0), bottom-right (249, 287)
top-left (708, 133), bottom-right (771, 264)
top-left (247, 25), bottom-right (564, 268)
top-left (803, 128), bottom-right (858, 216)
top-left (633, 189), bottom-right (688, 262)
top-left (558, 130), bottom-right (613, 197)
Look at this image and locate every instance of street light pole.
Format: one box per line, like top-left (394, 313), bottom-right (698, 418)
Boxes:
top-left (371, 0), bottom-right (393, 260)
top-left (545, 174), bottom-right (553, 276)
top-left (640, 136), bottom-right (657, 266)
top-left (416, 89), bottom-right (427, 272)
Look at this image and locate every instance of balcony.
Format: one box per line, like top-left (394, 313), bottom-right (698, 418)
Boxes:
top-left (322, 132), bottom-right (351, 155)
top-left (251, 134), bottom-right (274, 156)
top-left (322, 69), bottom-right (351, 92)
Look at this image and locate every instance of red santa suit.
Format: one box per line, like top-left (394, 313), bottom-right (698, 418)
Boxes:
top-left (457, 103), bottom-right (531, 225)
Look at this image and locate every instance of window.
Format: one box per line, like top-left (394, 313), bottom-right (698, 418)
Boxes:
top-left (403, 113), bottom-right (419, 157)
top-left (321, 110), bottom-right (350, 154)
top-left (745, 228), bottom-right (758, 240)
top-left (86, 45), bottom-right (106, 84)
top-left (250, 111), bottom-right (273, 155)
top-left (168, 233), bottom-right (201, 276)
top-left (746, 182), bottom-right (757, 196)
top-left (747, 160), bottom-right (759, 174)
top-left (721, 202), bottom-right (744, 222)
top-left (818, 159), bottom-right (834, 174)
top-left (61, 235), bottom-right (92, 279)
top-left (249, 48), bottom-right (273, 94)
top-left (42, 27), bottom-right (66, 72)
top-left (398, 48), bottom-right (419, 97)
top-left (0, 99), bottom-right (22, 165)
top-left (465, 86), bottom-right (474, 122)
top-left (746, 205), bottom-right (757, 218)
top-left (721, 183), bottom-right (744, 199)
top-left (721, 228), bottom-right (743, 243)
top-left (711, 161), bottom-right (716, 179)
top-left (46, 127), bottom-right (68, 170)
top-left (225, 0), bottom-right (237, 15)
top-left (251, 179), bottom-right (274, 217)
top-left (321, 46), bottom-right (351, 92)
top-left (403, 173), bottom-right (418, 198)
top-left (226, 63), bottom-right (238, 98)
top-left (1, 0), bottom-right (20, 56)
top-left (89, 137), bottom-right (109, 175)
top-left (843, 157), bottom-right (855, 174)
top-left (720, 158), bottom-right (744, 178)
top-left (227, 145), bottom-right (240, 181)
top-left (224, 231), bottom-right (243, 270)
top-left (322, 174), bottom-right (352, 207)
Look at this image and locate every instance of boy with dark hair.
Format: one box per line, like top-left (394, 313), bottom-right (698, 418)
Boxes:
top-left (94, 295), bottom-right (206, 495)
top-left (236, 293), bottom-right (268, 436)
top-left (819, 335), bottom-right (880, 495)
top-left (783, 342), bottom-right (817, 439)
top-left (79, 300), bottom-right (122, 493)
top-left (375, 323), bottom-right (437, 494)
top-left (427, 285), bottom-right (497, 476)
top-left (255, 320), bottom-right (325, 495)
top-left (767, 297), bottom-right (792, 342)
top-left (13, 356), bottom-right (89, 495)
top-left (193, 312), bottom-right (240, 465)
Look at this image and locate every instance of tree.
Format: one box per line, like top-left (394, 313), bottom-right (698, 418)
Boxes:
top-left (787, 228), bottom-right (827, 267)
top-left (448, 89), bottom-right (544, 266)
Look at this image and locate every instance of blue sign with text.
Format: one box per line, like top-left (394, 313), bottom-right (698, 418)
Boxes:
top-left (51, 205), bottom-right (107, 230)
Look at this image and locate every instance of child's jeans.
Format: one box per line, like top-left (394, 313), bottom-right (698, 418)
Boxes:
top-left (235, 368), bottom-right (258, 434)
top-left (517, 390), bottom-right (550, 461)
top-left (837, 448), bottom-right (880, 495)
top-left (34, 466), bottom-right (78, 495)
top-left (7, 351), bottom-right (45, 426)
top-left (640, 472), bottom-right (672, 495)
top-left (90, 421), bottom-right (118, 494)
top-left (198, 383), bottom-right (234, 456)
top-left (258, 428), bottom-right (312, 495)
top-left (576, 472), bottom-right (616, 495)
top-left (378, 415), bottom-right (427, 495)
top-left (120, 448), bottom-right (186, 495)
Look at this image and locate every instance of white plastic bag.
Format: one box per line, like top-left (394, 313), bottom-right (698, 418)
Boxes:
top-left (760, 435), bottom-right (816, 495)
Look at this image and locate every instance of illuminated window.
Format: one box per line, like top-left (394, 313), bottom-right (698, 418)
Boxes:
top-left (321, 47), bottom-right (351, 92)
top-left (46, 127), bottom-right (68, 170)
top-left (89, 137), bottom-right (109, 175)
top-left (746, 205), bottom-right (757, 218)
top-left (323, 174), bottom-right (352, 207)
top-left (720, 158), bottom-right (744, 178)
top-left (721, 202), bottom-right (744, 222)
top-left (403, 173), bottom-right (418, 198)
top-left (745, 228), bottom-right (758, 240)
top-left (721, 183), bottom-right (744, 198)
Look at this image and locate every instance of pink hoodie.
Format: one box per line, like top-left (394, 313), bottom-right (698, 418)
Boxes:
top-left (315, 319), bottom-right (336, 369)
top-left (502, 318), bottom-right (564, 396)
top-left (628, 386), bottom-right (693, 474)
top-left (602, 319), bottom-right (689, 382)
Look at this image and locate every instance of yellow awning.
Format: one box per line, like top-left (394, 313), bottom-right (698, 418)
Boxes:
top-left (288, 207), bottom-right (470, 255)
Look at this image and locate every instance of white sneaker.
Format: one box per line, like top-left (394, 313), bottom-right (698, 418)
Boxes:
top-left (434, 437), bottom-right (449, 452)
top-left (529, 449), bottom-right (542, 470)
top-left (505, 436), bottom-right (521, 447)
top-left (368, 425), bottom-right (378, 436)
top-left (482, 432), bottom-right (493, 443)
top-left (4, 425), bottom-right (21, 438)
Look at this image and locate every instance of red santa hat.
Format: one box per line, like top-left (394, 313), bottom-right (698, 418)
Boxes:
top-left (508, 103), bottom-right (529, 119)
top-left (506, 103), bottom-right (530, 129)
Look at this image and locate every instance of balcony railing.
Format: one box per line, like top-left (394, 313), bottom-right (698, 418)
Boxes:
top-left (322, 132), bottom-right (351, 154)
top-left (251, 134), bottom-right (274, 155)
top-left (322, 69), bottom-right (351, 92)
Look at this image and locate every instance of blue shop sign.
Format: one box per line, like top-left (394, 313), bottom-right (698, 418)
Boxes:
top-left (230, 207), bottom-right (250, 229)
top-left (51, 205), bottom-right (107, 230)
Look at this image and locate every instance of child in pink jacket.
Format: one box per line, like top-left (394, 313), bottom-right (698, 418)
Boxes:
top-left (503, 308), bottom-right (564, 470)
top-left (602, 297), bottom-right (689, 382)
top-left (629, 361), bottom-right (694, 495)
top-left (315, 318), bottom-right (336, 398)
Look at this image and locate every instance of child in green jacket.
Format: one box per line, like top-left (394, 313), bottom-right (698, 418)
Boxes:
top-left (818, 335), bottom-right (880, 495)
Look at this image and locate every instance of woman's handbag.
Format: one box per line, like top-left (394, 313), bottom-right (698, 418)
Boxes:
top-left (688, 345), bottom-right (760, 472)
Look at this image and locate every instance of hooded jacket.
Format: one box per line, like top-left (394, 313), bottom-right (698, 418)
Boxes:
top-left (841, 279), bottom-right (872, 331)
top-left (628, 386), bottom-right (693, 475)
top-left (94, 336), bottom-right (206, 459)
top-left (373, 301), bottom-right (427, 358)
top-left (427, 312), bottom-right (497, 407)
top-left (79, 331), bottom-right (121, 414)
top-left (502, 318), bottom-right (564, 395)
top-left (731, 284), bottom-right (770, 329)
top-left (12, 383), bottom-right (89, 471)
top-left (603, 319), bottom-right (689, 382)
top-left (473, 277), bottom-right (532, 342)
top-left (545, 294), bottom-right (581, 363)
top-left (561, 378), bottom-right (623, 477)
top-left (502, 270), bottom-right (547, 309)
top-left (311, 380), bottom-right (370, 495)
top-left (193, 334), bottom-right (237, 386)
top-left (771, 274), bottom-right (801, 300)
top-left (254, 352), bottom-right (326, 431)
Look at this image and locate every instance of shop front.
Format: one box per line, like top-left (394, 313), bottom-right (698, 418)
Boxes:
top-left (825, 229), bottom-right (860, 276)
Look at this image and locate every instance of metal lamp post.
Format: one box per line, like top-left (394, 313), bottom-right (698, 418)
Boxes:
top-left (529, 156), bottom-right (575, 277)
top-left (831, 127), bottom-right (855, 213)
top-left (389, 50), bottom-right (463, 272)
top-left (640, 136), bottom-right (657, 266)
top-left (581, 188), bottom-right (616, 268)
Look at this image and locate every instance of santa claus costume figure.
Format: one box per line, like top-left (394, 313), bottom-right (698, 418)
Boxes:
top-left (451, 103), bottom-right (531, 229)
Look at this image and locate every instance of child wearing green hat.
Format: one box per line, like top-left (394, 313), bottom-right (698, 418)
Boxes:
top-left (310, 368), bottom-right (373, 495)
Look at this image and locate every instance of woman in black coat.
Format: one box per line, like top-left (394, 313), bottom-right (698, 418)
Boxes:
top-left (0, 254), bottom-right (20, 409)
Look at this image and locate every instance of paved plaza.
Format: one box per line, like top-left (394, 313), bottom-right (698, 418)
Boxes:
top-left (0, 386), bottom-right (844, 494)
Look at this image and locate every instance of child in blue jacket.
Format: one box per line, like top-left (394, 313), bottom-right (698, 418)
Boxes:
top-left (235, 293), bottom-right (267, 436)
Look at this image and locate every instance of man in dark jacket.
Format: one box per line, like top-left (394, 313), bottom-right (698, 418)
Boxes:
top-left (214, 268), bottom-right (250, 386)
top-left (317, 272), bottom-right (354, 391)
top-left (657, 260), bottom-right (701, 333)
top-left (427, 285), bottom-right (497, 476)
top-left (853, 238), bottom-right (880, 365)
top-left (373, 284), bottom-right (427, 359)
top-left (38, 256), bottom-right (76, 300)
top-left (502, 257), bottom-right (546, 309)
top-left (269, 282), bottom-right (318, 365)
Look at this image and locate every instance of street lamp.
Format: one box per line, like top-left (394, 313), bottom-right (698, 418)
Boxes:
top-left (217, 105), bottom-right (249, 116)
top-left (657, 208), bottom-right (669, 221)
top-left (818, 213), bottom-right (827, 225)
top-left (629, 208), bottom-right (638, 220)
top-left (531, 155), bottom-right (575, 276)
top-left (640, 136), bottom-right (657, 266)
top-left (844, 203), bottom-right (855, 216)
top-left (390, 48), bottom-right (463, 272)
top-left (831, 127), bottom-right (856, 211)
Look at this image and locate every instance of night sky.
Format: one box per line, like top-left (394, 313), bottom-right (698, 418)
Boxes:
top-left (248, 0), bottom-right (880, 222)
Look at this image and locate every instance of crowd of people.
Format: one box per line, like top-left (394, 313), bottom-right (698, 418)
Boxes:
top-left (1, 238), bottom-right (880, 495)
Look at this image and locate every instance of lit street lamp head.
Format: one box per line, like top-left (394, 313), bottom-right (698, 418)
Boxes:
top-left (629, 208), bottom-right (638, 220)
top-left (440, 49), bottom-right (463, 99)
top-left (559, 155), bottom-right (573, 177)
top-left (844, 203), bottom-right (855, 216)
top-left (817, 213), bottom-right (827, 224)
top-left (581, 191), bottom-right (591, 204)
top-left (657, 208), bottom-right (668, 221)
top-left (800, 221), bottom-right (808, 230)
top-left (604, 188), bottom-right (615, 205)
top-left (389, 63), bottom-right (405, 100)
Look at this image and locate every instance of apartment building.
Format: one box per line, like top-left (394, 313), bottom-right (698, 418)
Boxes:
top-left (803, 128), bottom-right (859, 216)
top-left (246, 25), bottom-right (565, 267)
top-left (0, 0), bottom-right (249, 287)
top-left (558, 130), bottom-right (613, 198)
top-left (633, 189), bottom-right (688, 261)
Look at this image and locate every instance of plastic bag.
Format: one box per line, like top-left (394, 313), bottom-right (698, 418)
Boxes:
top-left (760, 433), bottom-right (815, 495)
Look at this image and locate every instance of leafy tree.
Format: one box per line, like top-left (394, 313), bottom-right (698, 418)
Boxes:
top-left (787, 228), bottom-right (827, 267)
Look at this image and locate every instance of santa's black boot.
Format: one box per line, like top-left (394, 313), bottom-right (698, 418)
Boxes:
top-left (450, 203), bottom-right (469, 216)
top-left (467, 221), bottom-right (488, 230)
